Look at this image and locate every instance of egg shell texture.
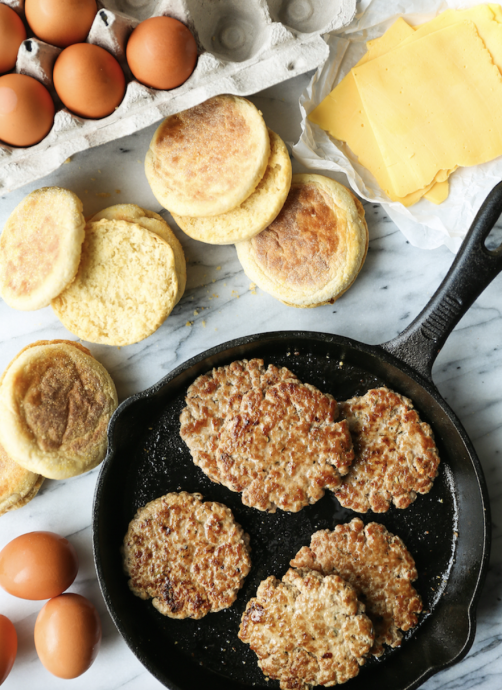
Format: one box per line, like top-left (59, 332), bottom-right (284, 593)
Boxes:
top-left (126, 16), bottom-right (198, 90)
top-left (0, 614), bottom-right (17, 685)
top-left (0, 4), bottom-right (26, 74)
top-left (0, 531), bottom-right (78, 600)
top-left (53, 43), bottom-right (126, 120)
top-left (34, 593), bottom-right (102, 679)
top-left (25, 0), bottom-right (98, 48)
top-left (0, 73), bottom-right (54, 147)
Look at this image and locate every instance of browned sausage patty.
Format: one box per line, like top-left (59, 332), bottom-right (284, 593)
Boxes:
top-left (335, 387), bottom-right (440, 512)
top-left (290, 518), bottom-right (422, 656)
top-left (122, 491), bottom-right (251, 619)
top-left (239, 567), bottom-right (374, 689)
top-left (179, 359), bottom-right (354, 513)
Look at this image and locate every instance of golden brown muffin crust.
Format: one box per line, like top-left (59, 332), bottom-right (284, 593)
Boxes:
top-left (252, 182), bottom-right (342, 291)
top-left (15, 350), bottom-right (110, 456)
top-left (0, 340), bottom-right (118, 479)
top-left (146, 95), bottom-right (270, 217)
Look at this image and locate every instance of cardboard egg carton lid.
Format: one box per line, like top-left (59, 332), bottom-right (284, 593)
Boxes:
top-left (0, 0), bottom-right (356, 195)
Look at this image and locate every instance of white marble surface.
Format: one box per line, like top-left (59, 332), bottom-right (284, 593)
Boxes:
top-left (1, 71), bottom-right (502, 690)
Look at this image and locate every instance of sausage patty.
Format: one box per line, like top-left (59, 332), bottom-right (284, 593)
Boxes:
top-left (180, 359), bottom-right (354, 513)
top-left (122, 491), bottom-right (251, 619)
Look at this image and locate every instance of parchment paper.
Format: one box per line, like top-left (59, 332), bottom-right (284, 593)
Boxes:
top-left (292, 0), bottom-right (502, 252)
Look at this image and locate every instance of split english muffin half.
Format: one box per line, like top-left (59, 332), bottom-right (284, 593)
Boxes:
top-left (145, 94), bottom-right (270, 217)
top-left (235, 174), bottom-right (369, 308)
top-left (89, 203), bottom-right (186, 304)
top-left (52, 219), bottom-right (179, 346)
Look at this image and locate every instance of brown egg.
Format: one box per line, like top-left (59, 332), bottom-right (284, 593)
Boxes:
top-left (35, 594), bottom-right (102, 679)
top-left (0, 74), bottom-right (54, 147)
top-left (0, 531), bottom-right (78, 600)
top-left (0, 615), bottom-right (17, 685)
top-left (0, 5), bottom-right (26, 74)
top-left (53, 43), bottom-right (126, 119)
top-left (25, 0), bottom-right (97, 49)
top-left (126, 16), bottom-right (197, 90)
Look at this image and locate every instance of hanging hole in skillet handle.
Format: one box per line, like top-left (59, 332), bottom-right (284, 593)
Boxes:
top-left (381, 181), bottom-right (502, 382)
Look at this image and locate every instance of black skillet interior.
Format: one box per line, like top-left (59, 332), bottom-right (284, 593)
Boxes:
top-left (93, 330), bottom-right (488, 690)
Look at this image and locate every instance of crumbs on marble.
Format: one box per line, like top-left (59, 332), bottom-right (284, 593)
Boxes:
top-left (249, 282), bottom-right (257, 295)
top-left (232, 290), bottom-right (240, 299)
top-left (217, 266), bottom-right (221, 271)
top-left (202, 320), bottom-right (206, 327)
top-left (63, 157), bottom-right (71, 164)
top-left (185, 321), bottom-right (193, 327)
top-left (96, 192), bottom-right (111, 198)
top-left (194, 310), bottom-right (199, 316)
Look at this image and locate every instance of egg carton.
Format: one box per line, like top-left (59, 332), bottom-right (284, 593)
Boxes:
top-left (0, 0), bottom-right (356, 195)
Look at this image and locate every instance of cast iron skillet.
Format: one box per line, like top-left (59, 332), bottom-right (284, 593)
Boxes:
top-left (93, 183), bottom-right (502, 690)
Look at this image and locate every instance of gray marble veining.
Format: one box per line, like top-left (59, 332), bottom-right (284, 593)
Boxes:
top-left (1, 71), bottom-right (502, 689)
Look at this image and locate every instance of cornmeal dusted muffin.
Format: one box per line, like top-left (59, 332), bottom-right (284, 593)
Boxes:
top-left (173, 129), bottom-right (292, 244)
top-left (0, 340), bottom-right (117, 479)
top-left (239, 567), bottom-right (374, 689)
top-left (145, 94), bottom-right (270, 217)
top-left (90, 204), bottom-right (186, 304)
top-left (236, 174), bottom-right (368, 308)
top-left (291, 518), bottom-right (422, 656)
top-left (122, 492), bottom-right (251, 619)
top-left (180, 359), bottom-right (354, 513)
top-left (52, 219), bottom-right (178, 346)
top-left (0, 187), bottom-right (85, 310)
top-left (335, 387), bottom-right (440, 512)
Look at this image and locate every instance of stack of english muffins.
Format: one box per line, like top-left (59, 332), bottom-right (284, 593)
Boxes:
top-left (145, 94), bottom-right (293, 245)
top-left (145, 94), bottom-right (369, 308)
top-left (0, 188), bottom-right (186, 346)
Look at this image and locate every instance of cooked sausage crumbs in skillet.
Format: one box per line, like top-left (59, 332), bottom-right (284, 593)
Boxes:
top-left (291, 518), bottom-right (422, 656)
top-left (122, 491), bottom-right (251, 619)
top-left (179, 359), bottom-right (354, 513)
top-left (239, 566), bottom-right (374, 689)
top-left (335, 387), bottom-right (440, 513)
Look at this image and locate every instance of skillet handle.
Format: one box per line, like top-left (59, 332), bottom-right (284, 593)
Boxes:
top-left (381, 181), bottom-right (502, 381)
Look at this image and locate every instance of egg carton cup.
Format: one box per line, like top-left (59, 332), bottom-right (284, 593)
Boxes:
top-left (0, 0), bottom-right (356, 195)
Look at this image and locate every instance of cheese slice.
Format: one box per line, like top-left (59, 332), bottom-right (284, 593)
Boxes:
top-left (309, 19), bottom-right (431, 204)
top-left (400, 4), bottom-right (502, 72)
top-left (353, 20), bottom-right (502, 197)
top-left (309, 19), bottom-right (449, 205)
top-left (424, 180), bottom-right (449, 204)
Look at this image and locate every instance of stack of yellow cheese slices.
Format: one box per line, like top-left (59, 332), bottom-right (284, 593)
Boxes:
top-left (309, 5), bottom-right (502, 206)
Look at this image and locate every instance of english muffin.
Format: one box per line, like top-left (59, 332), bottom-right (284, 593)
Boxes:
top-left (335, 387), bottom-right (440, 513)
top-left (239, 567), bottom-right (374, 689)
top-left (0, 340), bottom-right (118, 479)
top-left (172, 129), bottom-right (292, 244)
top-left (52, 219), bottom-right (178, 346)
top-left (291, 518), bottom-right (423, 657)
top-left (0, 187), bottom-right (85, 310)
top-left (236, 174), bottom-right (369, 308)
top-left (123, 492), bottom-right (251, 619)
top-left (145, 94), bottom-right (270, 217)
top-left (180, 358), bottom-right (354, 513)
top-left (0, 440), bottom-right (44, 516)
top-left (90, 204), bottom-right (186, 303)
